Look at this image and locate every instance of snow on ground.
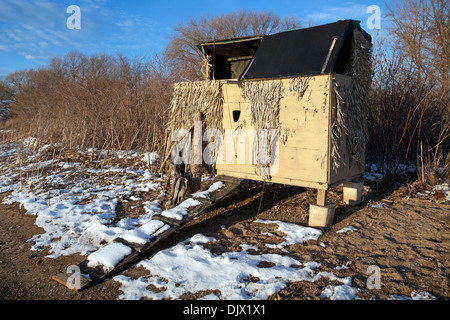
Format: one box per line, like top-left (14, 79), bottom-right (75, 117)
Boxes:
top-left (141, 152), bottom-right (158, 165)
top-left (113, 231), bottom-right (359, 300)
top-left (192, 181), bottom-right (224, 199)
top-left (88, 242), bottom-right (132, 272)
top-left (336, 226), bottom-right (358, 234)
top-left (0, 141), bottom-right (165, 258)
top-left (389, 291), bottom-right (437, 300)
top-left (254, 219), bottom-right (322, 250)
top-left (363, 163), bottom-right (416, 181)
top-left (0, 139), bottom-right (441, 300)
top-left (112, 222), bottom-right (365, 300)
top-left (364, 163), bottom-right (449, 201)
top-left (433, 183), bottom-right (450, 200)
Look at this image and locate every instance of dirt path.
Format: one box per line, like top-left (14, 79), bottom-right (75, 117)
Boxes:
top-left (0, 183), bottom-right (449, 300)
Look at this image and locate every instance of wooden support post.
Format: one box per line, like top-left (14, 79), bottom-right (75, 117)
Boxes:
top-left (317, 189), bottom-right (328, 206)
top-left (190, 112), bottom-right (203, 193)
top-left (321, 38), bottom-right (337, 74)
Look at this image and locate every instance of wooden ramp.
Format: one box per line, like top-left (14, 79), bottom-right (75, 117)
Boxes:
top-left (52, 175), bottom-right (243, 291)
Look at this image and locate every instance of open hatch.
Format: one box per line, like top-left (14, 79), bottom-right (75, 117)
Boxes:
top-left (197, 20), bottom-right (372, 81)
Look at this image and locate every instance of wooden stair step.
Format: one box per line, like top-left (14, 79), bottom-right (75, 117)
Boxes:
top-left (152, 215), bottom-right (182, 226)
top-left (114, 237), bottom-right (147, 253)
top-left (214, 175), bottom-right (243, 184)
top-left (52, 271), bottom-right (92, 292)
top-left (186, 195), bottom-right (214, 204)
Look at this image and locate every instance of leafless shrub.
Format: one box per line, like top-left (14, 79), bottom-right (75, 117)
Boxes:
top-left (366, 39), bottom-right (449, 187)
top-left (4, 51), bottom-right (175, 156)
top-left (166, 9), bottom-right (301, 81)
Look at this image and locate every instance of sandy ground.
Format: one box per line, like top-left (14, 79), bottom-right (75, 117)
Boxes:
top-left (0, 180), bottom-right (449, 300)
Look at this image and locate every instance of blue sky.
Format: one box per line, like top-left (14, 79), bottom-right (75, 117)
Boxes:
top-left (0, 0), bottom-right (391, 78)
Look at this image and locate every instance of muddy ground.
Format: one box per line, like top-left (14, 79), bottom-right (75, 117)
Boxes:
top-left (0, 179), bottom-right (449, 300)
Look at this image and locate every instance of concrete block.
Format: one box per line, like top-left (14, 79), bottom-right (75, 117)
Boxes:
top-left (343, 180), bottom-right (364, 205)
top-left (309, 203), bottom-right (336, 228)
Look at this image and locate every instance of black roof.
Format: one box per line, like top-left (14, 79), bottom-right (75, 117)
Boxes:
top-left (198, 20), bottom-right (372, 80)
top-left (241, 20), bottom-right (371, 80)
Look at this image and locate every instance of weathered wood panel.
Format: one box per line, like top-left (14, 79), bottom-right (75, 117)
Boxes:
top-left (328, 74), bottom-right (365, 185)
top-left (217, 75), bottom-right (332, 189)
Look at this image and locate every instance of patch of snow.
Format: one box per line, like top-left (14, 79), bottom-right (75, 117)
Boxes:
top-left (334, 261), bottom-right (352, 270)
top-left (390, 291), bottom-right (437, 300)
top-left (22, 137), bottom-right (38, 148)
top-left (433, 183), bottom-right (449, 200)
top-left (336, 226), bottom-right (358, 234)
top-left (254, 219), bottom-right (322, 248)
top-left (143, 199), bottom-right (162, 216)
top-left (363, 172), bottom-right (384, 181)
top-left (0, 141), bottom-right (164, 258)
top-left (114, 233), bottom-right (310, 300)
top-left (320, 283), bottom-right (359, 300)
top-left (192, 181), bottom-right (225, 199)
top-left (240, 244), bottom-right (259, 252)
top-left (141, 152), bottom-right (158, 165)
top-left (161, 198), bottom-right (202, 220)
top-left (114, 229), bottom-right (356, 300)
top-left (87, 243), bottom-right (132, 272)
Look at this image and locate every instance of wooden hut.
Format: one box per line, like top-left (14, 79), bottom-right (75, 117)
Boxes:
top-left (166, 20), bottom-right (372, 227)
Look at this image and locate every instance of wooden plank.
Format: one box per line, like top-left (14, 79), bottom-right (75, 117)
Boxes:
top-left (75, 260), bottom-right (104, 281)
top-left (152, 214), bottom-right (182, 227)
top-left (317, 189), bottom-right (328, 206)
top-left (114, 237), bottom-right (147, 253)
top-left (214, 175), bottom-right (243, 184)
top-left (209, 183), bottom-right (241, 200)
top-left (216, 169), bottom-right (329, 190)
top-left (52, 272), bottom-right (92, 292)
top-left (190, 112), bottom-right (203, 193)
top-left (321, 38), bottom-right (338, 74)
top-left (326, 74), bottom-right (334, 196)
top-left (217, 147), bottom-right (328, 183)
top-left (186, 195), bottom-right (214, 205)
top-left (109, 229), bottom-right (176, 271)
top-left (227, 55), bottom-right (253, 62)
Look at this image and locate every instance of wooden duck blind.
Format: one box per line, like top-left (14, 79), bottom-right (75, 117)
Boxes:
top-left (168, 20), bottom-right (372, 192)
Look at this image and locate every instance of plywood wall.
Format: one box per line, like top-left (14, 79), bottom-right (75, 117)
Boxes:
top-left (216, 75), bottom-right (335, 190)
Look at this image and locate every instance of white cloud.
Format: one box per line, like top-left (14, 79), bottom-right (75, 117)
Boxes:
top-left (305, 2), bottom-right (370, 25)
top-left (0, 0), bottom-right (166, 77)
top-left (0, 0), bottom-right (109, 61)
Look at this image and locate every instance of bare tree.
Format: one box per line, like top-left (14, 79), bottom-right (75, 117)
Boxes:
top-left (365, 0), bottom-right (450, 186)
top-left (386, 0), bottom-right (449, 89)
top-left (427, 0), bottom-right (449, 89)
top-left (5, 50), bottom-right (176, 153)
top-left (166, 9), bottom-right (301, 80)
top-left (0, 80), bottom-right (13, 101)
top-left (0, 80), bottom-right (14, 120)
